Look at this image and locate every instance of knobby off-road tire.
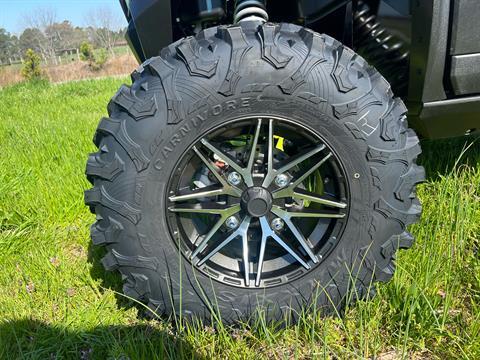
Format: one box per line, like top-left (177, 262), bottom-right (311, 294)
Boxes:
top-left (85, 22), bottom-right (424, 323)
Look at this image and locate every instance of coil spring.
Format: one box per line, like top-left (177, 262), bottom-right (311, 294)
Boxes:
top-left (354, 1), bottom-right (409, 96)
top-left (234, 0), bottom-right (268, 23)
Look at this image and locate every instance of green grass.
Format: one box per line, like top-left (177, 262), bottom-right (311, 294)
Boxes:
top-left (0, 79), bottom-right (479, 359)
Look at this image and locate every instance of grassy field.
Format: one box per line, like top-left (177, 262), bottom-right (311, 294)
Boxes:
top-left (0, 79), bottom-right (478, 359)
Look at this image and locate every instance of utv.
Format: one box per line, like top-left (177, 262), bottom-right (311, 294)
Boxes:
top-left (85, 0), bottom-right (479, 323)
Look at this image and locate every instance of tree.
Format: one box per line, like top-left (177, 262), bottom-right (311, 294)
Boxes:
top-left (84, 6), bottom-right (122, 55)
top-left (23, 7), bottom-right (58, 62)
top-left (21, 49), bottom-right (43, 80)
top-left (46, 21), bottom-right (73, 50)
top-left (0, 28), bottom-right (20, 63)
top-left (72, 27), bottom-right (88, 49)
top-left (19, 28), bottom-right (46, 55)
top-left (0, 28), bottom-right (12, 63)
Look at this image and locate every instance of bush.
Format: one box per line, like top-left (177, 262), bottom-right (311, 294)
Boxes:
top-left (79, 41), bottom-right (94, 62)
top-left (79, 41), bottom-right (109, 71)
top-left (91, 48), bottom-right (108, 71)
top-left (21, 49), bottom-right (43, 81)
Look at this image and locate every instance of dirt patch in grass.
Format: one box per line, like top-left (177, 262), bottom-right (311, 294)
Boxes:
top-left (0, 65), bottom-right (23, 87)
top-left (0, 53), bottom-right (138, 88)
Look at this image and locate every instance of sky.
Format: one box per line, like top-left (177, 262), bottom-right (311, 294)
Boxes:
top-left (0, 0), bottom-right (126, 34)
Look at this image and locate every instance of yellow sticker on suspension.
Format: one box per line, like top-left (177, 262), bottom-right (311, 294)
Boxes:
top-left (273, 135), bottom-right (285, 151)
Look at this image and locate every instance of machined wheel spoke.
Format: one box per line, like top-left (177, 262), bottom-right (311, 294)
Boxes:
top-left (271, 206), bottom-right (319, 263)
top-left (274, 187), bottom-right (346, 209)
top-left (289, 189), bottom-right (347, 209)
top-left (256, 217), bottom-right (309, 286)
top-left (169, 203), bottom-right (241, 215)
top-left (285, 209), bottom-right (346, 219)
top-left (272, 152), bottom-right (334, 200)
top-left (200, 139), bottom-right (244, 174)
top-left (190, 205), bottom-right (242, 259)
top-left (262, 139), bottom-right (326, 187)
top-left (193, 146), bottom-right (242, 197)
top-left (197, 216), bottom-right (251, 267)
top-left (271, 232), bottom-right (310, 270)
top-left (262, 119), bottom-right (275, 187)
top-left (246, 119), bottom-right (262, 173)
top-left (290, 152), bottom-right (333, 189)
top-left (201, 138), bottom-right (254, 186)
top-left (261, 218), bottom-right (310, 269)
top-left (169, 185), bottom-right (226, 202)
top-left (276, 144), bottom-right (326, 176)
top-left (191, 218), bottom-right (224, 259)
top-left (255, 218), bottom-right (269, 287)
top-left (266, 119), bottom-right (274, 174)
top-left (241, 223), bottom-right (250, 286)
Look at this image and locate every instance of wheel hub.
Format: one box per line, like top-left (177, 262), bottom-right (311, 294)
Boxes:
top-left (240, 186), bottom-right (273, 217)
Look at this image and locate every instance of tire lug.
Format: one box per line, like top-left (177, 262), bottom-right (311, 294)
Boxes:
top-left (271, 218), bottom-right (285, 231)
top-left (225, 216), bottom-right (239, 230)
top-left (227, 172), bottom-right (242, 186)
top-left (274, 174), bottom-right (289, 188)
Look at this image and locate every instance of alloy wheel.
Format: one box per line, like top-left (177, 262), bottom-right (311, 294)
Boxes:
top-left (166, 117), bottom-right (349, 288)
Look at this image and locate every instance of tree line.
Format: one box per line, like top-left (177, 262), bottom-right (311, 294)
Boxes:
top-left (0, 7), bottom-right (125, 66)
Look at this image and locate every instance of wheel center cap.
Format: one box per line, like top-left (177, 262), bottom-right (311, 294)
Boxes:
top-left (240, 186), bottom-right (273, 217)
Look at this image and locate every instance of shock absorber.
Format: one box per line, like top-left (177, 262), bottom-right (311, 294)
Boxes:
top-left (234, 0), bottom-right (268, 23)
top-left (354, 0), bottom-right (410, 96)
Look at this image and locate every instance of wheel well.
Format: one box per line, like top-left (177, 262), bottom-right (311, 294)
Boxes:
top-left (125, 0), bottom-right (412, 95)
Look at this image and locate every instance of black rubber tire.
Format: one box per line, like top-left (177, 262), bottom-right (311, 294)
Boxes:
top-left (85, 21), bottom-right (425, 323)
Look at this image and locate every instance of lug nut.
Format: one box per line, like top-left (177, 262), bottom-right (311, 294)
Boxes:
top-left (271, 218), bottom-right (285, 231)
top-left (275, 174), bottom-right (289, 188)
top-left (225, 216), bottom-right (239, 229)
top-left (227, 172), bottom-right (242, 186)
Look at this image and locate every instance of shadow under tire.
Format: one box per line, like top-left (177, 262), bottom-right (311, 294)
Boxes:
top-left (85, 21), bottom-right (425, 323)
